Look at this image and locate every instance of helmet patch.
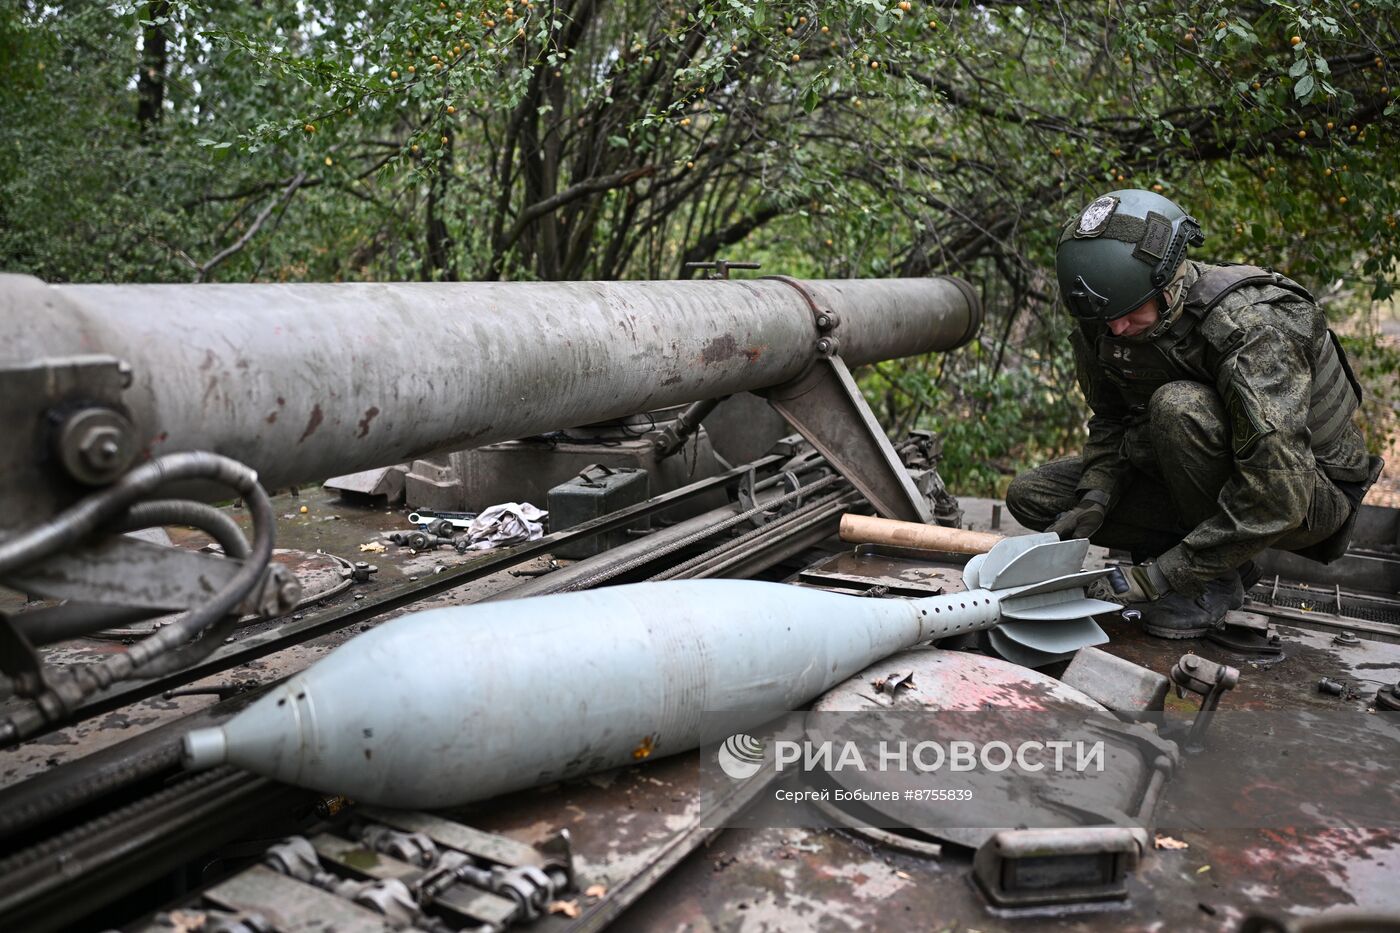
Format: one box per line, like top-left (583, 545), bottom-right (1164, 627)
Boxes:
top-left (1134, 211), bottom-right (1172, 262)
top-left (1074, 195), bottom-right (1118, 237)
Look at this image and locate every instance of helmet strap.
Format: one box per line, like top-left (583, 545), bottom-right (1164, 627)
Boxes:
top-left (1145, 260), bottom-right (1195, 340)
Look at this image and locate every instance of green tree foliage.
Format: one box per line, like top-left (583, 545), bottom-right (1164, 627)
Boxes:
top-left (1, 0), bottom-right (1396, 491)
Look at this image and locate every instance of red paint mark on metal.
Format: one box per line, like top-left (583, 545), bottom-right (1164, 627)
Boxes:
top-left (357, 406), bottom-right (381, 439)
top-left (298, 404), bottom-right (324, 443)
top-left (698, 334), bottom-right (740, 365)
top-left (1204, 827), bottom-right (1397, 911)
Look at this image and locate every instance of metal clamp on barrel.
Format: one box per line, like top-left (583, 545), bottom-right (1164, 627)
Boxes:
top-left (763, 274), bottom-right (841, 358)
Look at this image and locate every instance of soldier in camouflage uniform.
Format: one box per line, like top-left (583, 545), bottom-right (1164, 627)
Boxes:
top-left (1006, 189), bottom-right (1383, 638)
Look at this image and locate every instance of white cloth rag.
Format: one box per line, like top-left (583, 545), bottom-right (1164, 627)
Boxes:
top-left (465, 502), bottom-right (548, 550)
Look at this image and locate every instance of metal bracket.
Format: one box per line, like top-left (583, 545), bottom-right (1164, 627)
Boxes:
top-left (973, 826), bottom-right (1148, 908)
top-left (904, 431), bottom-right (964, 527)
top-left (736, 467), bottom-right (802, 528)
top-left (752, 276), bottom-right (931, 523)
top-left (0, 354), bottom-right (133, 535)
top-left (649, 397), bottom-right (726, 459)
top-left (760, 356), bottom-right (932, 523)
top-left (1169, 654), bottom-right (1239, 752)
top-left (1206, 610), bottom-right (1282, 656)
top-left (682, 260), bottom-right (761, 279)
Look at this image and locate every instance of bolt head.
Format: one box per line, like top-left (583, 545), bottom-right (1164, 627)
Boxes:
top-left (57, 406), bottom-right (136, 484)
top-left (80, 426), bottom-right (125, 468)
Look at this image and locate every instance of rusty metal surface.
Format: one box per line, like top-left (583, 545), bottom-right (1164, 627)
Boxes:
top-left (612, 824), bottom-right (1400, 931)
top-left (813, 647), bottom-right (1104, 714)
top-left (3, 536), bottom-right (254, 610)
top-left (602, 641), bottom-right (1400, 931)
top-left (449, 751), bottom-right (774, 931)
top-left (797, 548), bottom-right (962, 596)
top-left (805, 649), bottom-right (1167, 851)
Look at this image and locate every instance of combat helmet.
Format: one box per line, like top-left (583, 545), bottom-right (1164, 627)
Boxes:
top-left (1056, 189), bottom-right (1204, 321)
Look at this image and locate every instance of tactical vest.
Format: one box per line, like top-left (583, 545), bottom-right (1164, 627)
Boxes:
top-left (1096, 264), bottom-right (1362, 450)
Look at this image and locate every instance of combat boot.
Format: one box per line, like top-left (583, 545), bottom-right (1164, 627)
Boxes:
top-left (1138, 571), bottom-right (1245, 639)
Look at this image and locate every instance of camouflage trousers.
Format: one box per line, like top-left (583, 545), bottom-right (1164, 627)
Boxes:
top-left (1005, 381), bottom-right (1352, 565)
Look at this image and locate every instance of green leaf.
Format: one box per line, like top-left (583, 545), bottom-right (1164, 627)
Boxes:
top-left (1289, 58), bottom-right (1309, 77)
top-left (1294, 74), bottom-right (1315, 99)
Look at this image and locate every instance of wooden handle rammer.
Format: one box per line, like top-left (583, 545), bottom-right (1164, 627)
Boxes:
top-left (839, 513), bottom-right (1004, 555)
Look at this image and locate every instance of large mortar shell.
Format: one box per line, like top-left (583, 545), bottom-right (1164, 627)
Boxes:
top-left (183, 538), bottom-right (1114, 808)
top-left (182, 579), bottom-right (998, 807)
top-left (0, 274), bottom-right (979, 494)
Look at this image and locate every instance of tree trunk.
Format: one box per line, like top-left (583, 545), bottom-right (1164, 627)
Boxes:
top-left (136, 0), bottom-right (171, 132)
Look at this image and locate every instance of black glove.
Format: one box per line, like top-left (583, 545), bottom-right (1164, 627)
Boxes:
top-left (1111, 561), bottom-right (1173, 602)
top-left (1046, 490), bottom-right (1110, 541)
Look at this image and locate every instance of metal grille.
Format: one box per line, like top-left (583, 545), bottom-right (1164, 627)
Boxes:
top-left (1247, 578), bottom-right (1400, 626)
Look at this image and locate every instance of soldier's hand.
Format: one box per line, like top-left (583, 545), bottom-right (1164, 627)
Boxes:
top-left (1111, 562), bottom-right (1172, 603)
top-left (1046, 494), bottom-right (1108, 540)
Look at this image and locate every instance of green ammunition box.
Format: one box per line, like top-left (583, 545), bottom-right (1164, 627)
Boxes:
top-left (547, 464), bottom-right (650, 559)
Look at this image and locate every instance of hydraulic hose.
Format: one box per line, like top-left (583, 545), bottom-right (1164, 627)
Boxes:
top-left (11, 605), bottom-right (167, 648)
top-left (9, 500), bottom-right (255, 648)
top-left (113, 500), bottom-right (251, 559)
top-left (0, 453), bottom-right (263, 575)
top-left (0, 453), bottom-right (275, 747)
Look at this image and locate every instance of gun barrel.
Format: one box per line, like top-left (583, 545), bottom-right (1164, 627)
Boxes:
top-left (1, 274), bottom-right (979, 494)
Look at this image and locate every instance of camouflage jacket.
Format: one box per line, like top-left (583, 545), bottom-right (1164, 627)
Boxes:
top-left (1068, 260), bottom-right (1371, 594)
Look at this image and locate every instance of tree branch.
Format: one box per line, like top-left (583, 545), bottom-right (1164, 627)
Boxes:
top-left (195, 170), bottom-right (307, 282)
